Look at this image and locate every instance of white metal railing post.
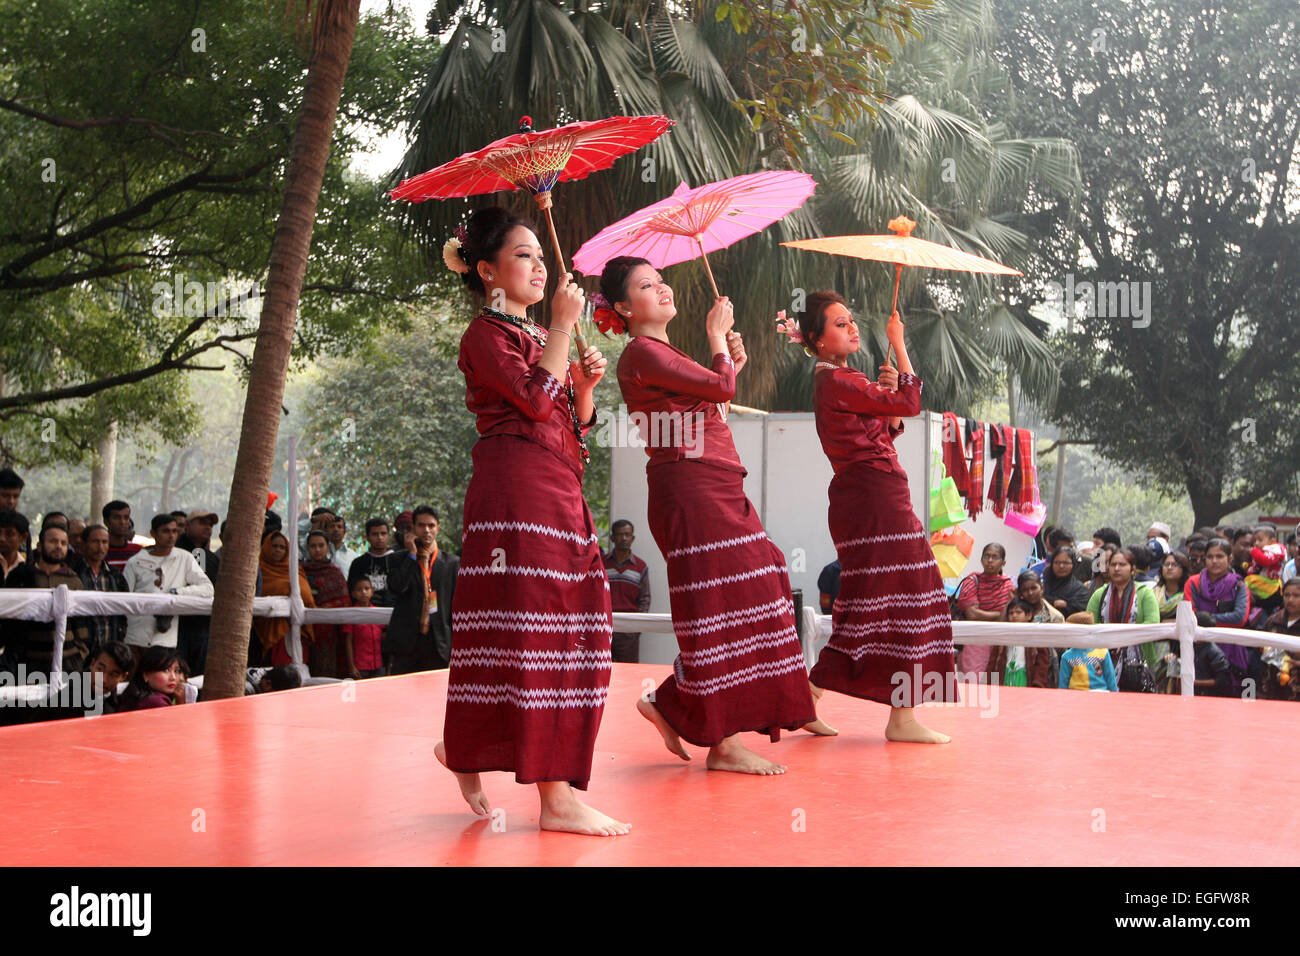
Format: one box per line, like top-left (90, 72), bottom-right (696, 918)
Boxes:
top-left (1176, 599), bottom-right (1197, 698)
top-left (286, 435), bottom-right (304, 665)
top-left (50, 584), bottom-right (68, 684)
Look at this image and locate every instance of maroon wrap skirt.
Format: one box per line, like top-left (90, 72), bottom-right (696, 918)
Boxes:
top-left (809, 462), bottom-right (958, 706)
top-left (443, 435), bottom-right (613, 790)
top-left (646, 459), bottom-right (815, 747)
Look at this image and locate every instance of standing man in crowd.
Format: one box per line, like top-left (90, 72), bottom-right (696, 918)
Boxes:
top-left (329, 514), bottom-right (357, 577)
top-left (348, 517), bottom-right (398, 609)
top-left (3, 524), bottom-right (92, 674)
top-left (177, 508), bottom-right (221, 675)
top-left (103, 500), bottom-right (142, 574)
top-left (392, 510), bottom-right (414, 554)
top-left (0, 468), bottom-right (24, 513)
top-left (0, 511), bottom-right (28, 578)
top-left (78, 524), bottom-right (129, 659)
top-left (385, 506), bottom-right (457, 674)
top-left (603, 519), bottom-right (651, 663)
top-left (122, 514), bottom-right (214, 665)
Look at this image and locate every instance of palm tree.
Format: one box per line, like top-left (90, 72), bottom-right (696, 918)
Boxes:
top-left (204, 0), bottom-right (364, 700)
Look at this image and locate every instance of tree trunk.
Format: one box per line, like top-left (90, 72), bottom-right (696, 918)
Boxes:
top-left (90, 420), bottom-right (118, 523)
top-left (203, 0), bottom-right (363, 700)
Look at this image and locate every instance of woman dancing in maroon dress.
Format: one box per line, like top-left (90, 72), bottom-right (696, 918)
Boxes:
top-left (597, 257), bottom-right (826, 776)
top-left (434, 207), bottom-right (629, 836)
top-left (787, 292), bottom-right (957, 742)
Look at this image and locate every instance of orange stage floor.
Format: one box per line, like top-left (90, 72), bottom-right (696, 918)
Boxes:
top-left (1, 664), bottom-right (1292, 866)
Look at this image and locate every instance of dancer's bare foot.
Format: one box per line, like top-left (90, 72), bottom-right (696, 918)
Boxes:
top-left (803, 681), bottom-right (838, 735)
top-left (538, 782), bottom-right (631, 836)
top-left (636, 697), bottom-right (691, 760)
top-left (884, 708), bottom-right (951, 744)
top-left (435, 740), bottom-right (492, 815)
top-left (706, 736), bottom-right (787, 775)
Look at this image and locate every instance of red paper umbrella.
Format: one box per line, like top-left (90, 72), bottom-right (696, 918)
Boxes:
top-left (392, 114), bottom-right (672, 351)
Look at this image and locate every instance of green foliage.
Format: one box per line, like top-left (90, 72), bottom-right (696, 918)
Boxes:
top-left (991, 0), bottom-right (1300, 524)
top-left (0, 0), bottom-right (443, 466)
top-left (1067, 477), bottom-right (1194, 553)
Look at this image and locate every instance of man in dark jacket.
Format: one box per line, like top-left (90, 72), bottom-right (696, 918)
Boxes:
top-left (176, 508), bottom-right (221, 675)
top-left (385, 506), bottom-right (457, 673)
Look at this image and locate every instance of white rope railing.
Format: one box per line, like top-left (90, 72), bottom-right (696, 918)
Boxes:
top-left (3, 589), bottom-right (1295, 704)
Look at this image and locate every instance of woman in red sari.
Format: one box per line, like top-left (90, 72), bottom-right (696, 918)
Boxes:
top-left (791, 292), bottom-right (957, 742)
top-left (598, 256), bottom-right (822, 776)
top-left (434, 206), bottom-right (628, 837)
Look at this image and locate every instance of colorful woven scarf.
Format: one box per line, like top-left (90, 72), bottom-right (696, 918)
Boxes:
top-left (942, 412), bottom-right (970, 496)
top-left (987, 424), bottom-right (1016, 517)
top-left (966, 419), bottom-right (985, 519)
top-left (1007, 427), bottom-right (1039, 511)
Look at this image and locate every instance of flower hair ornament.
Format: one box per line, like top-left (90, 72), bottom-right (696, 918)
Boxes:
top-left (590, 291), bottom-right (627, 335)
top-left (776, 310), bottom-right (817, 357)
top-left (443, 224), bottom-right (470, 275)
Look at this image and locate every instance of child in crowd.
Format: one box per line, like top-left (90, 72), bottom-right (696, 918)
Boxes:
top-left (1247, 524), bottom-right (1287, 614)
top-left (116, 646), bottom-right (180, 712)
top-left (244, 664), bottom-right (305, 695)
top-left (1058, 647), bottom-right (1118, 692)
top-left (1261, 578), bottom-right (1300, 701)
top-left (342, 578), bottom-right (385, 680)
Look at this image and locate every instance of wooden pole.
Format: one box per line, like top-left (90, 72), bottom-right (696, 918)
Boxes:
top-left (696, 238), bottom-right (720, 298)
top-left (536, 192), bottom-right (588, 355)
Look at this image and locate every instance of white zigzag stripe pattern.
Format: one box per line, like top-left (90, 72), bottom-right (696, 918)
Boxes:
top-left (829, 638), bottom-right (955, 662)
top-left (452, 609), bottom-right (612, 635)
top-left (834, 589), bottom-right (949, 611)
top-left (834, 530), bottom-right (927, 550)
top-left (679, 627), bottom-right (800, 666)
top-left (672, 598), bottom-right (792, 637)
top-left (665, 530), bottom-right (770, 560)
top-left (460, 565), bottom-right (609, 584)
top-left (540, 374), bottom-right (563, 401)
top-left (833, 613), bottom-right (955, 637)
top-left (450, 646), bottom-right (612, 671)
top-left (446, 683), bottom-right (609, 709)
top-left (676, 654), bottom-right (807, 696)
top-left (668, 564), bottom-right (784, 594)
top-left (840, 560), bottom-right (936, 577)
top-left (463, 521), bottom-right (599, 548)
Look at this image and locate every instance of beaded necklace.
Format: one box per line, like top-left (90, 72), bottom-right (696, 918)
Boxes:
top-left (480, 307), bottom-right (591, 465)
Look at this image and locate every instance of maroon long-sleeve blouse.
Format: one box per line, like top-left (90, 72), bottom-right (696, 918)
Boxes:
top-left (616, 336), bottom-right (744, 473)
top-left (813, 365), bottom-right (922, 477)
top-left (458, 312), bottom-right (594, 478)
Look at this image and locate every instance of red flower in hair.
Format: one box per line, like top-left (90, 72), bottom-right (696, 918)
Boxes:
top-left (589, 292), bottom-right (626, 335)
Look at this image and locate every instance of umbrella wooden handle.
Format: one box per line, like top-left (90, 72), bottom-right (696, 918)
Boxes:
top-left (536, 194), bottom-right (587, 355)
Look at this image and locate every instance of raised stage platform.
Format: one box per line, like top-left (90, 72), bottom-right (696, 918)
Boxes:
top-left (1, 664), bottom-right (1291, 866)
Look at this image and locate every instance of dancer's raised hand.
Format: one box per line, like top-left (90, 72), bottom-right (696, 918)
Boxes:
top-left (726, 330), bottom-right (747, 374)
top-left (705, 295), bottom-right (735, 339)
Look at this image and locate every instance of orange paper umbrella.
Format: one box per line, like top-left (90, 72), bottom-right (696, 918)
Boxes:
top-left (782, 216), bottom-right (1022, 365)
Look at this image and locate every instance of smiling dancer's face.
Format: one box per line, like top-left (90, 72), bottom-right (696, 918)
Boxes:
top-left (481, 226), bottom-right (547, 310)
top-left (619, 264), bottom-right (675, 326)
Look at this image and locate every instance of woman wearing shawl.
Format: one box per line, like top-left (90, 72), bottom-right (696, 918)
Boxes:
top-left (1086, 546), bottom-right (1159, 690)
top-left (302, 530), bottom-right (349, 677)
top-left (1184, 537), bottom-right (1252, 694)
top-left (599, 256), bottom-right (819, 775)
top-left (254, 531), bottom-right (316, 667)
top-left (436, 207), bottom-right (627, 838)
top-left (1042, 546), bottom-right (1092, 621)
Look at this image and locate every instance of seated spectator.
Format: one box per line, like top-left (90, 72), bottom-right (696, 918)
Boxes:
top-left (122, 514), bottom-right (215, 667)
top-left (116, 645), bottom-right (180, 712)
top-left (955, 543), bottom-right (1014, 680)
top-left (342, 578), bottom-right (385, 679)
top-left (1153, 551), bottom-right (1191, 622)
top-left (1016, 569), bottom-right (1065, 623)
top-left (988, 595), bottom-right (1059, 689)
top-left (1085, 545), bottom-right (1160, 690)
top-left (3, 524), bottom-right (93, 674)
top-left (0, 510), bottom-right (29, 578)
top-left (84, 640), bottom-right (134, 715)
top-left (817, 559), bottom-right (842, 613)
top-left (1029, 527), bottom-right (1074, 577)
top-left (78, 524), bottom-right (129, 658)
top-left (253, 531), bottom-right (315, 667)
top-left (1059, 647), bottom-right (1118, 692)
top-left (1260, 578), bottom-right (1300, 701)
top-left (302, 530), bottom-right (348, 677)
top-left (244, 664), bottom-right (305, 695)
top-left (1184, 537), bottom-right (1251, 694)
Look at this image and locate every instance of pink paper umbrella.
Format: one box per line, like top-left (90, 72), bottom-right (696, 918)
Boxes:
top-left (571, 171), bottom-right (817, 297)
